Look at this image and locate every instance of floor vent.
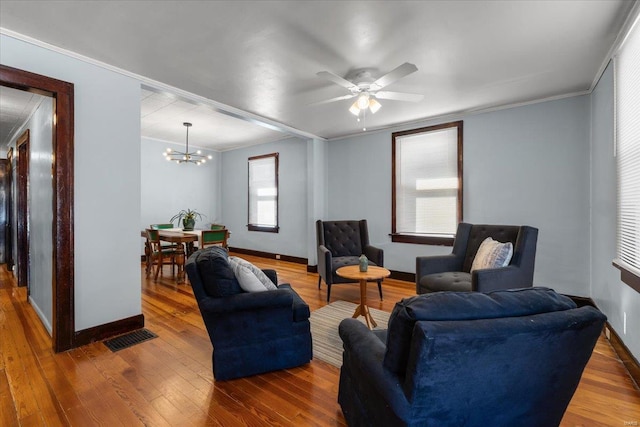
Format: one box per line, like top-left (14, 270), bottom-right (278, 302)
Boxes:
top-left (103, 329), bottom-right (157, 352)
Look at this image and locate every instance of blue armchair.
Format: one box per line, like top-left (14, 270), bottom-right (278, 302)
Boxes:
top-left (416, 223), bottom-right (538, 294)
top-left (338, 287), bottom-right (606, 426)
top-left (185, 247), bottom-right (312, 381)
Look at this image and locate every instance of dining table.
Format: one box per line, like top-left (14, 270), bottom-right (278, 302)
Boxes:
top-left (141, 229), bottom-right (199, 284)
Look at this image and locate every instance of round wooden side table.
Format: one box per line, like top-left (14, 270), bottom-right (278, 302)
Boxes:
top-left (336, 265), bottom-right (391, 329)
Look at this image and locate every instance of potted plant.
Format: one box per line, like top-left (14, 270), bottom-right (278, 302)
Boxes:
top-left (170, 209), bottom-right (204, 231)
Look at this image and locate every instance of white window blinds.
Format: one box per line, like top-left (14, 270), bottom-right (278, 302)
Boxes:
top-left (248, 153), bottom-right (279, 231)
top-left (615, 15), bottom-right (640, 274)
top-left (392, 121), bottom-right (462, 244)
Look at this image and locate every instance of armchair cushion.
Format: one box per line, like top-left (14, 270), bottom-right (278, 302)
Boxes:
top-left (196, 247), bottom-right (242, 298)
top-left (383, 287), bottom-right (576, 376)
top-left (419, 272), bottom-right (471, 293)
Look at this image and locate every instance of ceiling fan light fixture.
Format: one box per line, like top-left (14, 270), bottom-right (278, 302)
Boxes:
top-left (369, 98), bottom-right (382, 114)
top-left (349, 102), bottom-right (361, 116)
top-left (357, 93), bottom-right (370, 109)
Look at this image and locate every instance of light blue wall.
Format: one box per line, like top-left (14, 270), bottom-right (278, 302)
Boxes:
top-left (140, 137), bottom-right (220, 243)
top-left (221, 137), bottom-right (308, 258)
top-left (327, 96), bottom-right (591, 297)
top-left (1, 34), bottom-right (142, 331)
top-left (7, 97), bottom-right (54, 333)
top-left (590, 61), bottom-right (640, 360)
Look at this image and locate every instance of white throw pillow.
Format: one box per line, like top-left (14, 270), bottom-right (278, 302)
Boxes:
top-left (228, 256), bottom-right (278, 292)
top-left (470, 237), bottom-right (513, 272)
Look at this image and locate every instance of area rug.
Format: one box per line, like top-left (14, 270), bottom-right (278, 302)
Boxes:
top-left (310, 300), bottom-right (390, 368)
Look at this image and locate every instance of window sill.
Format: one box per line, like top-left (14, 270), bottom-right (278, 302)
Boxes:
top-left (612, 259), bottom-right (640, 293)
top-left (248, 225), bottom-right (279, 233)
top-left (390, 233), bottom-right (454, 246)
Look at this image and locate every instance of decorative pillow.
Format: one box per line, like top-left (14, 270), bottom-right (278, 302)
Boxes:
top-left (228, 256), bottom-right (278, 292)
top-left (470, 237), bottom-right (513, 272)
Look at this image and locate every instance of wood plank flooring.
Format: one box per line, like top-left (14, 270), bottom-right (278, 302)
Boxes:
top-left (1, 254), bottom-right (639, 426)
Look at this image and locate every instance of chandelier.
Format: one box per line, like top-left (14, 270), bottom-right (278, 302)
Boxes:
top-left (162, 122), bottom-right (212, 165)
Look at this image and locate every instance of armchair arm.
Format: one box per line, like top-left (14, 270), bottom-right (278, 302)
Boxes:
top-left (198, 288), bottom-right (294, 314)
top-left (262, 269), bottom-right (278, 286)
top-left (317, 244), bottom-right (332, 283)
top-left (364, 245), bottom-right (384, 267)
top-left (339, 319), bottom-right (411, 422)
top-left (472, 265), bottom-right (531, 292)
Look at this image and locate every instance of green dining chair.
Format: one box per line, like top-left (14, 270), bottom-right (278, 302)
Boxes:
top-left (201, 229), bottom-right (229, 249)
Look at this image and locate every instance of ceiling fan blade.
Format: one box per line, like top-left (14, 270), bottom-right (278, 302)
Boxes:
top-left (374, 91), bottom-right (424, 102)
top-left (317, 71), bottom-right (357, 90)
top-left (309, 94), bottom-right (356, 106)
top-left (371, 62), bottom-right (418, 90)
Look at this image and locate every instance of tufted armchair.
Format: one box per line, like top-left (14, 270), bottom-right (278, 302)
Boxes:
top-left (416, 222), bottom-right (538, 294)
top-left (316, 219), bottom-right (384, 302)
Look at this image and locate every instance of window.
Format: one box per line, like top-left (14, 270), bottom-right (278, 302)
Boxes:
top-left (248, 153), bottom-right (279, 232)
top-left (392, 121), bottom-right (463, 245)
top-left (613, 14), bottom-right (640, 291)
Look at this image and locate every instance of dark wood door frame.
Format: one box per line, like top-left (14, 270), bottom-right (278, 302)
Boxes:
top-left (0, 64), bottom-right (74, 353)
top-left (16, 131), bottom-right (30, 294)
top-left (5, 148), bottom-right (14, 271)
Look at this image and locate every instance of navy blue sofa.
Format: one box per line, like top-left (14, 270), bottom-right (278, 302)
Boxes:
top-left (185, 247), bottom-right (312, 381)
top-left (338, 287), bottom-right (606, 426)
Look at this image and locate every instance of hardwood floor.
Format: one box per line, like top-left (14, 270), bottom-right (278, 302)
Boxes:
top-left (1, 254), bottom-right (639, 426)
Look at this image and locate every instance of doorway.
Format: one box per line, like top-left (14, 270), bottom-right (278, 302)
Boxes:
top-left (16, 130), bottom-right (29, 293)
top-left (0, 64), bottom-right (75, 352)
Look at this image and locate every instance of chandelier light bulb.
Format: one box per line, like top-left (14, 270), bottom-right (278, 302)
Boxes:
top-left (162, 122), bottom-right (212, 165)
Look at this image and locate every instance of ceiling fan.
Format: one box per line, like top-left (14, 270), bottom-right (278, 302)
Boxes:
top-left (315, 62), bottom-right (424, 117)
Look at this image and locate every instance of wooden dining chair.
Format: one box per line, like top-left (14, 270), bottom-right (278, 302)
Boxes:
top-left (145, 228), bottom-right (177, 281)
top-left (201, 229), bottom-right (229, 249)
top-left (150, 223), bottom-right (174, 229)
top-left (151, 223), bottom-right (180, 250)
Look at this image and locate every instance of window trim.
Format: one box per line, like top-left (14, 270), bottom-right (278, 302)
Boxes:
top-left (247, 152), bottom-right (279, 233)
top-left (391, 120), bottom-right (463, 245)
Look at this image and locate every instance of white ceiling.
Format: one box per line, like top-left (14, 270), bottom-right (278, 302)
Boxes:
top-left (0, 1), bottom-right (635, 150)
top-left (0, 86), bottom-right (47, 147)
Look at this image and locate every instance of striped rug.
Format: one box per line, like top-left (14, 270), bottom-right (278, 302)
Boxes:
top-left (310, 300), bottom-right (390, 368)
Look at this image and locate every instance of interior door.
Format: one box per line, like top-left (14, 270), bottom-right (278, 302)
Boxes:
top-left (16, 130), bottom-right (30, 293)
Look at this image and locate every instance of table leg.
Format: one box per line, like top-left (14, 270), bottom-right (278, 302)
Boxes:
top-left (175, 243), bottom-right (186, 284)
top-left (352, 279), bottom-right (377, 329)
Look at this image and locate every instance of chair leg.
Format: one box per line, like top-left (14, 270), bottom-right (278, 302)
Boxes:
top-left (377, 280), bottom-right (383, 300)
top-left (153, 254), bottom-right (161, 282)
top-left (318, 276), bottom-right (322, 289)
top-left (326, 284), bottom-right (331, 302)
